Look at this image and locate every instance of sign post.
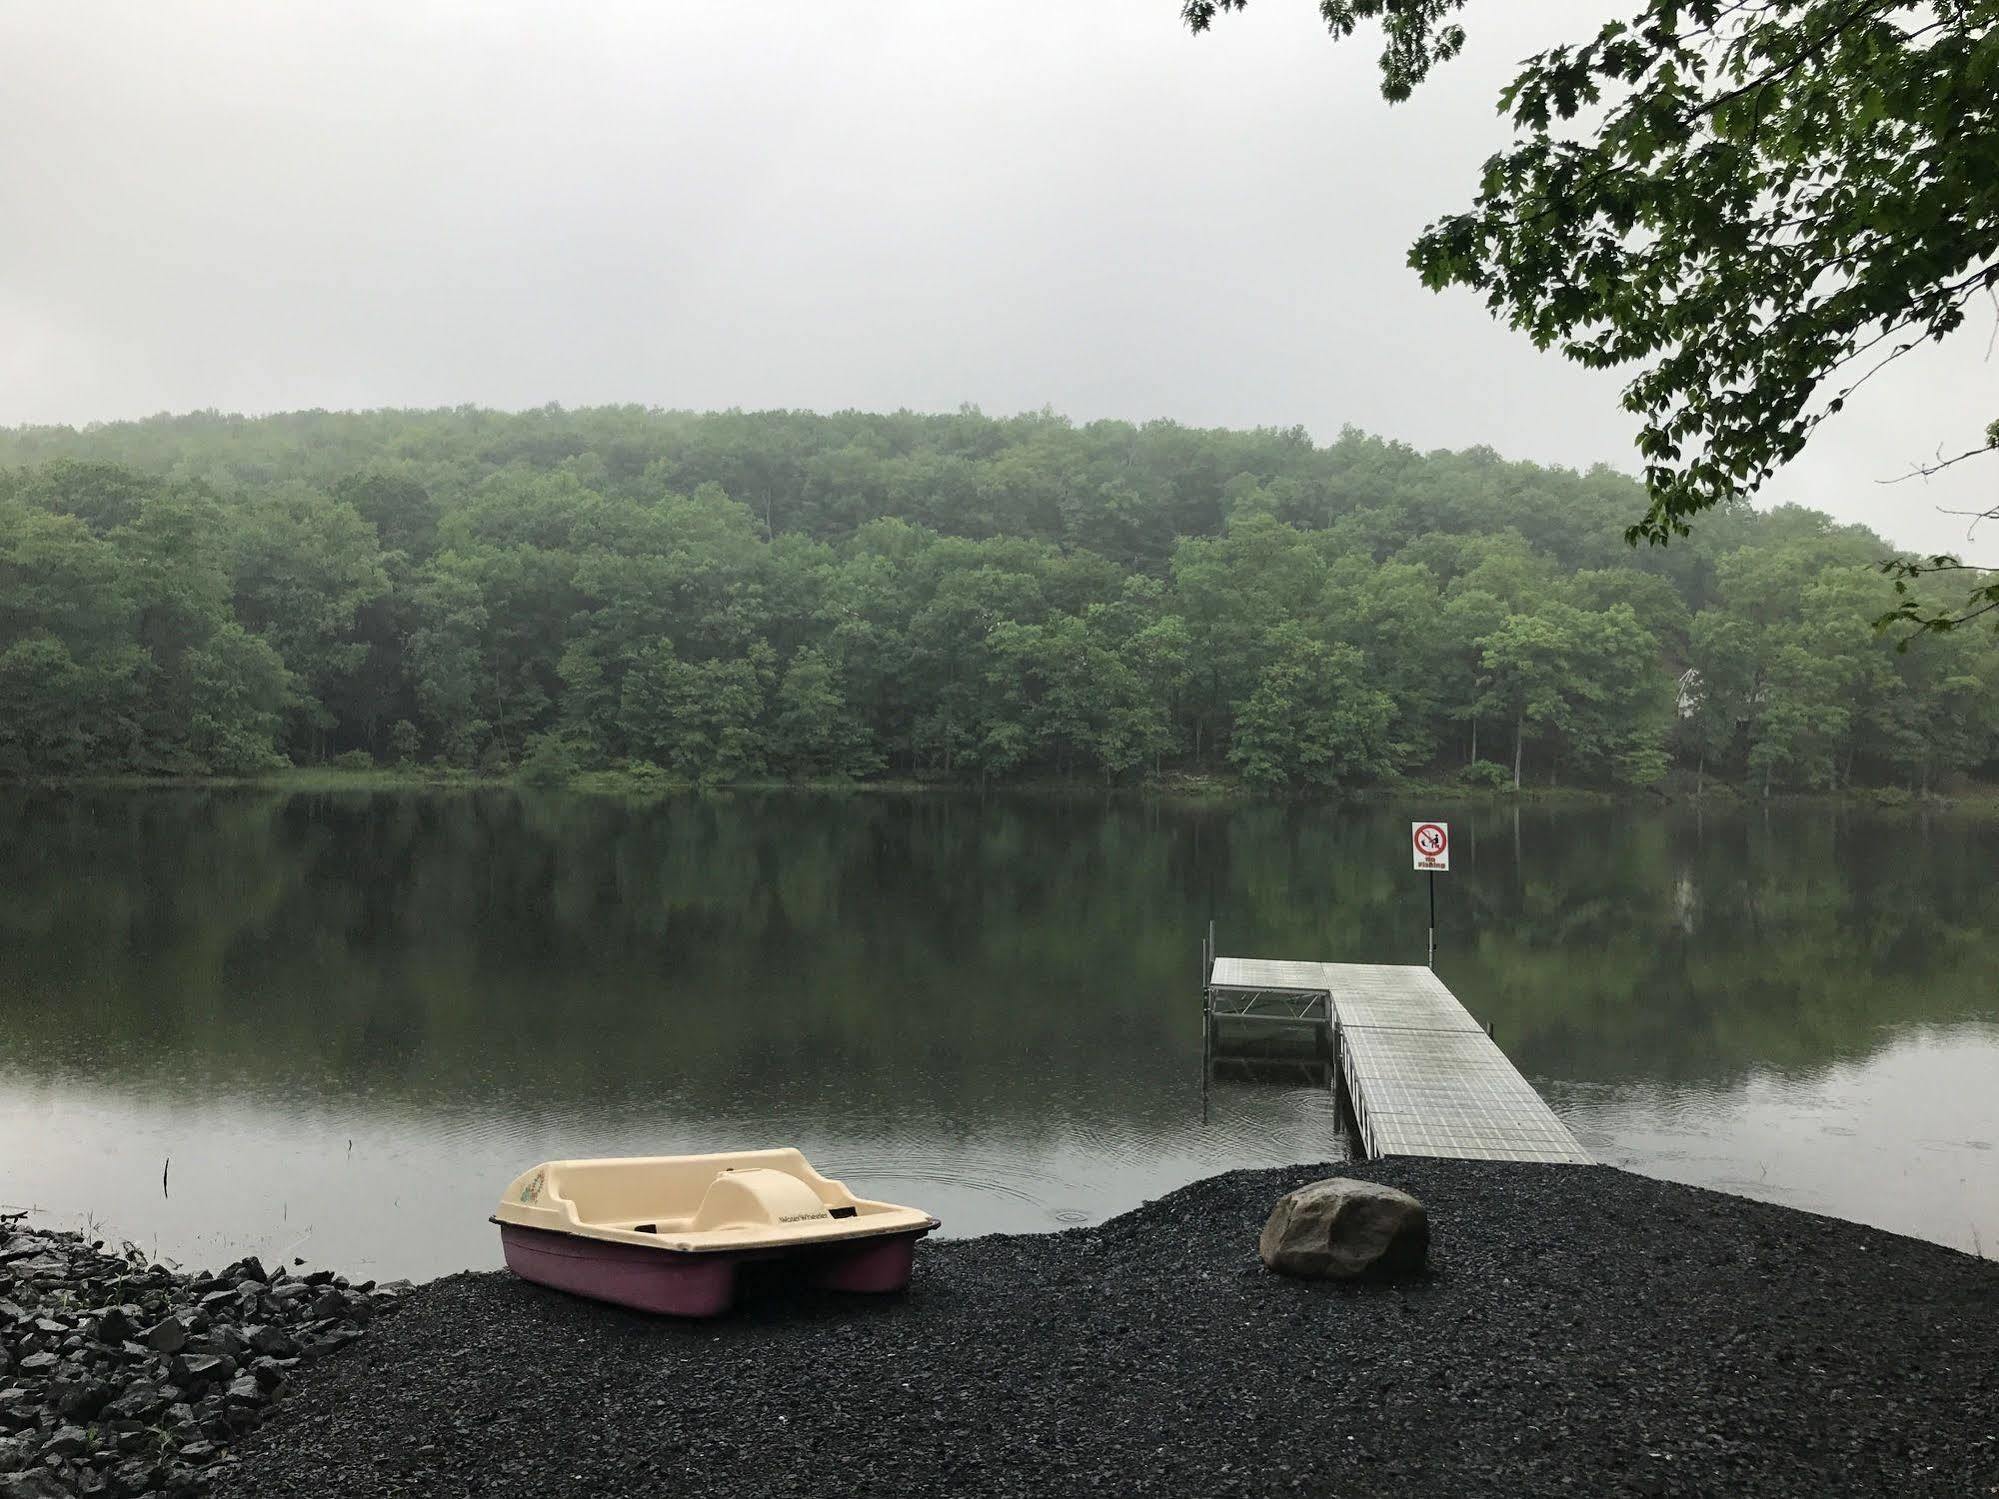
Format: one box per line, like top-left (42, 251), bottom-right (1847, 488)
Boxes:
top-left (1411, 822), bottom-right (1449, 967)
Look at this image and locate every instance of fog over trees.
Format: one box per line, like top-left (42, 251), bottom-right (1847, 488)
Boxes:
top-left (1, 406), bottom-right (1993, 792)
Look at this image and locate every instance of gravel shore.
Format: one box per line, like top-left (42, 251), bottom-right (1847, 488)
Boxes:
top-left (124, 1162), bottom-right (1999, 1495)
top-left (0, 1218), bottom-right (402, 1498)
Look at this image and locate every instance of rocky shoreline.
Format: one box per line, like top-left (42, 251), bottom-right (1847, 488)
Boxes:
top-left (8, 1161), bottom-right (1999, 1497)
top-left (0, 1216), bottom-right (401, 1498)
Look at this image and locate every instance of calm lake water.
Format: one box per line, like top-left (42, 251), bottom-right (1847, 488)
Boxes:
top-left (1, 790), bottom-right (1994, 1279)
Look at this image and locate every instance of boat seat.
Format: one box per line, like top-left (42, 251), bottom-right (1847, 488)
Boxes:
top-left (691, 1168), bottom-right (832, 1232)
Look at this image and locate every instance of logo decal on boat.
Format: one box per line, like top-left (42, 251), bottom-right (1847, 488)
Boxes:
top-left (520, 1171), bottom-right (544, 1204)
top-left (778, 1211), bottom-right (830, 1223)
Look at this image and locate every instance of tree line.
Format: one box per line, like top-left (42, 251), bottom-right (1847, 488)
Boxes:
top-left (0, 406), bottom-right (1993, 792)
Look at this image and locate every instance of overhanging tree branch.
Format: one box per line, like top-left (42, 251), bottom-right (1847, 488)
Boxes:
top-left (1183, 0), bottom-right (1999, 634)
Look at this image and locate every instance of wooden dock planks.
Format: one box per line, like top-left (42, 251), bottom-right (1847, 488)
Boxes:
top-left (1206, 957), bottom-right (1591, 1165)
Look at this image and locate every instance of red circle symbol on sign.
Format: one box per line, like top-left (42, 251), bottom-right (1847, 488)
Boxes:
top-left (1414, 824), bottom-right (1447, 858)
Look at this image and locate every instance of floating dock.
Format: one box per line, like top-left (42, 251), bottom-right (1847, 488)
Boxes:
top-left (1205, 956), bottom-right (1591, 1165)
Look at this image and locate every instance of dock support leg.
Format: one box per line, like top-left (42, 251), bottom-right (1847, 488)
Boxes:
top-left (1427, 870), bottom-right (1436, 968)
top-left (1200, 986), bottom-right (1213, 1123)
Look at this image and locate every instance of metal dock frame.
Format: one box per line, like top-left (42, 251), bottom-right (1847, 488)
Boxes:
top-left (1204, 955), bottom-right (1591, 1165)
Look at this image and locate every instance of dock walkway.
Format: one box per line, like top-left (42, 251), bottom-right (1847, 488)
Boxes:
top-left (1205, 957), bottom-right (1590, 1164)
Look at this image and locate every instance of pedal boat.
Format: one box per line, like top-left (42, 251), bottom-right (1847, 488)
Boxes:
top-left (492, 1149), bottom-right (939, 1317)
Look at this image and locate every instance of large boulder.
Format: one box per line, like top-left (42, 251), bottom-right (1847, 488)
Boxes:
top-left (1257, 1177), bottom-right (1428, 1279)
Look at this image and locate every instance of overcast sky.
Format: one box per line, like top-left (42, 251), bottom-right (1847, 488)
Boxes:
top-left (2, 1), bottom-right (1992, 554)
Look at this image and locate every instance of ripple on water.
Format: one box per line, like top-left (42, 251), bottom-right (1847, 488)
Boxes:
top-left (824, 1151), bottom-right (1082, 1212)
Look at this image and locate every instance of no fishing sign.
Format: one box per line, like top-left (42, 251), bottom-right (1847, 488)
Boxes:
top-left (1412, 821), bottom-right (1450, 872)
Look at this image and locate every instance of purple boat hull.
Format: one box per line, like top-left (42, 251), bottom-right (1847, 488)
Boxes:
top-left (497, 1221), bottom-right (932, 1317)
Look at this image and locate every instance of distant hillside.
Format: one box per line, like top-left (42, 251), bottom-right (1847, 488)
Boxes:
top-left (1, 406), bottom-right (1991, 791)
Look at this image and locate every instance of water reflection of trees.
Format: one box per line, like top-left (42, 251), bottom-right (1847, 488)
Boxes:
top-left (0, 793), bottom-right (1991, 1118)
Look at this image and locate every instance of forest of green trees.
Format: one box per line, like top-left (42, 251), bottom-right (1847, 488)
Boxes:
top-left (1, 406), bottom-right (1993, 794)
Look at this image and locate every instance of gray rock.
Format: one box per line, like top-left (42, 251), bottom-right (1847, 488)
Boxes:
top-left (103, 1383), bottom-right (169, 1424)
top-left (1257, 1177), bottom-right (1429, 1280)
top-left (301, 1328), bottom-right (360, 1359)
top-left (41, 1427), bottom-right (87, 1460)
top-left (185, 1329), bottom-right (245, 1360)
top-left (142, 1316), bottom-right (190, 1355)
top-left (223, 1256), bottom-right (268, 1286)
top-left (168, 1354), bottom-right (232, 1388)
top-left (0, 1470), bottom-right (72, 1499)
top-left (55, 1379), bottom-right (111, 1421)
top-left (242, 1324), bottom-right (296, 1359)
top-left (89, 1307), bottom-right (136, 1345)
top-left (247, 1358), bottom-right (287, 1394)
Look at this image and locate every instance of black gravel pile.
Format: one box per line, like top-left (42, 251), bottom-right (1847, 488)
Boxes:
top-left (223, 1161), bottom-right (1997, 1498)
top-left (0, 1217), bottom-right (403, 1498)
